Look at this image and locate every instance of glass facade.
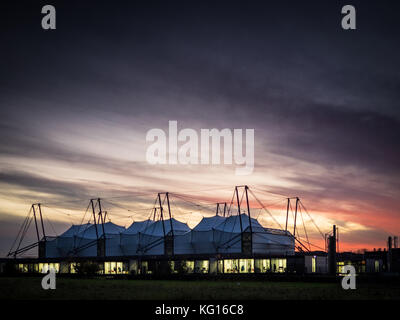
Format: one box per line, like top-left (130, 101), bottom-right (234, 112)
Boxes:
top-left (10, 258), bottom-right (291, 275)
top-left (222, 258), bottom-right (286, 274)
top-left (16, 263), bottom-right (59, 273)
top-left (337, 260), bottom-right (366, 274)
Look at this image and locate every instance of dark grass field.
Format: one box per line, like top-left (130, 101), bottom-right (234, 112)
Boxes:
top-left (0, 277), bottom-right (399, 300)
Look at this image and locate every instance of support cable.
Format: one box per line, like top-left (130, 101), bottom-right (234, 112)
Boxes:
top-left (299, 205), bottom-right (311, 251)
top-left (8, 207), bottom-right (32, 255)
top-left (299, 200), bottom-right (325, 240)
top-left (248, 189), bottom-right (283, 230)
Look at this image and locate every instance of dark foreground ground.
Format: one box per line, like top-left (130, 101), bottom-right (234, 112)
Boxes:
top-left (0, 276), bottom-right (399, 300)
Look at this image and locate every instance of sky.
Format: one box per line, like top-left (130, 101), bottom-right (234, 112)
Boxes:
top-left (0, 0), bottom-right (399, 256)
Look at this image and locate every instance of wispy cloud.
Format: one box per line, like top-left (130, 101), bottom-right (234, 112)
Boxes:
top-left (0, 1), bottom-right (399, 256)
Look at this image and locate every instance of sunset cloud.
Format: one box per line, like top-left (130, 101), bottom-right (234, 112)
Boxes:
top-left (0, 1), bottom-right (399, 256)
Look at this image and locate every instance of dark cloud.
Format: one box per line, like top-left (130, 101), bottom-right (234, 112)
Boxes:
top-left (265, 104), bottom-right (400, 177)
top-left (1, 0), bottom-right (400, 252)
top-left (0, 171), bottom-right (93, 202)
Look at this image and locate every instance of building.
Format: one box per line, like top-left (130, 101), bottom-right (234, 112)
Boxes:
top-left (7, 212), bottom-right (296, 275)
top-left (3, 187), bottom-right (395, 277)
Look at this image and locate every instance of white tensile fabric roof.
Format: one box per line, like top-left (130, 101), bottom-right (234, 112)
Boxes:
top-left (140, 218), bottom-right (190, 236)
top-left (213, 214), bottom-right (265, 233)
top-left (77, 222), bottom-right (125, 239)
top-left (192, 215), bottom-right (226, 231)
top-left (46, 214), bottom-right (294, 258)
top-left (124, 219), bottom-right (154, 234)
top-left (59, 223), bottom-right (92, 238)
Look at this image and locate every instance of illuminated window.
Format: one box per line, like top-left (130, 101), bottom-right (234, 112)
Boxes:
top-left (194, 260), bottom-right (209, 273)
top-left (223, 259), bottom-right (239, 273)
top-left (104, 261), bottom-right (126, 274)
top-left (104, 262), bottom-right (111, 274)
top-left (374, 260), bottom-right (379, 273)
top-left (110, 262), bottom-right (116, 274)
top-left (217, 260), bottom-right (224, 273)
top-left (141, 261), bottom-right (149, 274)
top-left (239, 259), bottom-right (254, 273)
top-left (123, 262), bottom-right (129, 274)
top-left (337, 261), bottom-right (344, 274)
top-left (48, 263), bottom-right (59, 273)
top-left (69, 263), bottom-right (77, 274)
top-left (312, 257), bottom-right (316, 273)
top-left (263, 259), bottom-right (271, 272)
top-left (255, 259), bottom-right (270, 273)
top-left (36, 263), bottom-right (59, 273)
top-left (271, 258), bottom-right (286, 273)
top-left (184, 261), bottom-right (194, 273)
top-left (116, 262), bottom-right (123, 274)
